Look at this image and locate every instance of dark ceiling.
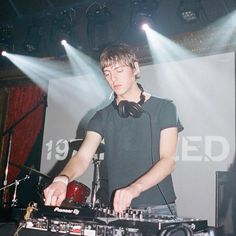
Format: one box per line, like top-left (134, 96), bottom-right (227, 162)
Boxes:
top-left (0, 0), bottom-right (236, 67)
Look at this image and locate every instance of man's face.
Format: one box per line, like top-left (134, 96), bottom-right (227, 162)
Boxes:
top-left (103, 62), bottom-right (139, 96)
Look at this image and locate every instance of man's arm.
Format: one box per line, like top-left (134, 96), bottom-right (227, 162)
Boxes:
top-left (113, 127), bottom-right (178, 213)
top-left (44, 131), bottom-right (102, 206)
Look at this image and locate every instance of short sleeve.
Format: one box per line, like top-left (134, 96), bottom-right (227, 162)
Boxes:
top-left (159, 100), bottom-right (184, 132)
top-left (86, 111), bottom-right (104, 137)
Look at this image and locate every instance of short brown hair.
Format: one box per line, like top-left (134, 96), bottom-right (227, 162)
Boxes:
top-left (100, 43), bottom-right (138, 72)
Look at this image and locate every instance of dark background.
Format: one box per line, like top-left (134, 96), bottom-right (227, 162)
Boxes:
top-left (1, 0), bottom-right (236, 65)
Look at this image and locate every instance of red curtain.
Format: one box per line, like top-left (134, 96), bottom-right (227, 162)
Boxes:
top-left (3, 84), bottom-right (45, 184)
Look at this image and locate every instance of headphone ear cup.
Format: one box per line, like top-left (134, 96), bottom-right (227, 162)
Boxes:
top-left (118, 101), bottom-right (143, 118)
top-left (126, 102), bottom-right (143, 118)
top-left (118, 100), bottom-right (130, 118)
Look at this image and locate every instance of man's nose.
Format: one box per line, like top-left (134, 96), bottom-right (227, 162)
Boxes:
top-left (110, 71), bottom-right (118, 82)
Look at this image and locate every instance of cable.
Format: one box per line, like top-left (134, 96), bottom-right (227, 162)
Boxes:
top-left (13, 201), bottom-right (38, 236)
top-left (144, 110), bottom-right (174, 216)
top-left (13, 222), bottom-right (26, 236)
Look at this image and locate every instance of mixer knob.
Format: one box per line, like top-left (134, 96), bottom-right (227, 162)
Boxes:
top-left (125, 212), bottom-right (129, 219)
top-left (106, 207), bottom-right (110, 213)
top-left (129, 209), bottom-right (133, 215)
top-left (138, 210), bottom-right (143, 220)
top-left (132, 212), bottom-right (136, 220)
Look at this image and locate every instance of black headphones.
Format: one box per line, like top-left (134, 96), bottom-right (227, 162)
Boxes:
top-left (112, 83), bottom-right (145, 118)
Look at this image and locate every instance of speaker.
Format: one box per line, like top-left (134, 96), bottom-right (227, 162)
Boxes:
top-left (112, 83), bottom-right (145, 118)
top-left (215, 170), bottom-right (235, 236)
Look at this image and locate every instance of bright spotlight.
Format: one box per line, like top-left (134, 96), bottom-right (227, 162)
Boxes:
top-left (142, 23), bottom-right (150, 31)
top-left (1, 51), bottom-right (7, 56)
top-left (61, 39), bottom-right (67, 46)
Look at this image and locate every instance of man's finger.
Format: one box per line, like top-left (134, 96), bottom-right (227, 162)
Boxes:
top-left (51, 195), bottom-right (58, 206)
top-left (44, 189), bottom-right (54, 206)
top-left (56, 193), bottom-right (66, 206)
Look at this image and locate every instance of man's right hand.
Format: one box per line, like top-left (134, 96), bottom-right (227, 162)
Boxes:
top-left (44, 181), bottom-right (67, 206)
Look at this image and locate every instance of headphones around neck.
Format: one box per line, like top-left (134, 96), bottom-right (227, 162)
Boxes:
top-left (112, 83), bottom-right (145, 118)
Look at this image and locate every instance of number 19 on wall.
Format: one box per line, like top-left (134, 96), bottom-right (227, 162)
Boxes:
top-left (45, 139), bottom-right (69, 161)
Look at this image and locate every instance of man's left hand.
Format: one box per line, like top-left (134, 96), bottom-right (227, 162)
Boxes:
top-left (113, 183), bottom-right (143, 214)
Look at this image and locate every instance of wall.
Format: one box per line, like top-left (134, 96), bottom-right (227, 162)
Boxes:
top-left (139, 52), bottom-right (235, 226)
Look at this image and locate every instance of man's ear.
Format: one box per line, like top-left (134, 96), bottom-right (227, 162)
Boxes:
top-left (133, 61), bottom-right (140, 77)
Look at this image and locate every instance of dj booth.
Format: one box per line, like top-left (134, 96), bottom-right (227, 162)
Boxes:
top-left (0, 222), bottom-right (224, 236)
top-left (0, 204), bottom-right (224, 236)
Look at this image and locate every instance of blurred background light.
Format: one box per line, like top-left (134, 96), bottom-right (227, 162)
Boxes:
top-left (177, 0), bottom-right (202, 23)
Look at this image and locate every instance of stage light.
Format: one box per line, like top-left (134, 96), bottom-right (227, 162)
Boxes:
top-left (51, 8), bottom-right (76, 51)
top-left (86, 3), bottom-right (112, 50)
top-left (177, 0), bottom-right (201, 23)
top-left (135, 13), bottom-right (154, 29)
top-left (181, 10), bottom-right (198, 22)
top-left (142, 23), bottom-right (150, 31)
top-left (131, 0), bottom-right (158, 29)
top-left (23, 19), bottom-right (42, 53)
top-left (1, 50), bottom-right (7, 56)
top-left (61, 39), bottom-right (67, 46)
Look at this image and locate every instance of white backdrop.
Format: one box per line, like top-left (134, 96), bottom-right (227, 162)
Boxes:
top-left (40, 52), bottom-right (235, 226)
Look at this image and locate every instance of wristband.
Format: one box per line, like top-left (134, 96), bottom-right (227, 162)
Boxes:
top-left (53, 175), bottom-right (69, 186)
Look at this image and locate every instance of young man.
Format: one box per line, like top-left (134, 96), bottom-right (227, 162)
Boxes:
top-left (44, 43), bottom-right (183, 216)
